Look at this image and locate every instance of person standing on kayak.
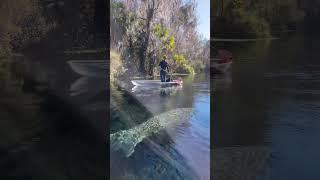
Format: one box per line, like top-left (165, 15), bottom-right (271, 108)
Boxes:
top-left (159, 55), bottom-right (169, 82)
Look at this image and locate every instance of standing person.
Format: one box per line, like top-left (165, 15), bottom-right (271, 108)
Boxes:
top-left (159, 55), bottom-right (169, 82)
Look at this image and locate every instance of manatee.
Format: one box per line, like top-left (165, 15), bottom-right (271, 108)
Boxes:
top-left (110, 108), bottom-right (194, 157)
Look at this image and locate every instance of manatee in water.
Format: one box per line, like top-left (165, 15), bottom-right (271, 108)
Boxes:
top-left (110, 108), bottom-right (194, 157)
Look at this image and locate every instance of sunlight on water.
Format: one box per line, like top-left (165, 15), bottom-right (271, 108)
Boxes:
top-left (110, 74), bottom-right (210, 179)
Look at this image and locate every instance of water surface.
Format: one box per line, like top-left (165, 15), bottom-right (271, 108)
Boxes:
top-left (213, 35), bottom-right (320, 179)
top-left (110, 74), bottom-right (210, 180)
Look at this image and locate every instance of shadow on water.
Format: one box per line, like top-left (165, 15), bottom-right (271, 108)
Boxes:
top-left (0, 54), bottom-right (107, 179)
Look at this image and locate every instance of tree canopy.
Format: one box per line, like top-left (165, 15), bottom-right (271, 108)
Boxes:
top-left (110, 0), bottom-right (209, 77)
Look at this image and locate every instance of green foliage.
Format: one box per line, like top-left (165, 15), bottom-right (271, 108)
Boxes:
top-left (192, 61), bottom-right (206, 73)
top-left (172, 53), bottom-right (194, 74)
top-left (184, 64), bottom-right (195, 74)
top-left (152, 22), bottom-right (203, 75)
top-left (176, 64), bottom-right (194, 74)
top-left (233, 0), bottom-right (244, 8)
top-left (165, 35), bottom-right (175, 52)
top-left (153, 24), bottom-right (174, 52)
top-left (111, 0), bottom-right (208, 76)
top-left (0, 45), bottom-right (11, 58)
top-left (153, 24), bottom-right (169, 39)
top-left (269, 0), bottom-right (304, 28)
top-left (217, 0), bottom-right (306, 37)
top-left (237, 13), bottom-right (271, 37)
top-left (110, 50), bottom-right (125, 82)
top-left (173, 54), bottom-right (186, 65)
top-left (0, 0), bottom-right (54, 54)
top-left (15, 12), bottom-right (54, 48)
top-left (223, 0), bottom-right (271, 37)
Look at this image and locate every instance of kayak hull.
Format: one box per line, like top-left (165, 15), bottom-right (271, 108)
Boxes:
top-left (131, 80), bottom-right (182, 87)
top-left (211, 61), bottom-right (232, 74)
top-left (67, 60), bottom-right (106, 77)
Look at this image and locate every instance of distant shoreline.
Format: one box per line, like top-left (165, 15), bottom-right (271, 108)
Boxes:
top-left (154, 73), bottom-right (190, 76)
top-left (211, 37), bottom-right (279, 42)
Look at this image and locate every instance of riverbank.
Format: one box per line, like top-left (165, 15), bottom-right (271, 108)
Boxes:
top-left (212, 37), bottom-right (279, 42)
top-left (110, 49), bottom-right (208, 84)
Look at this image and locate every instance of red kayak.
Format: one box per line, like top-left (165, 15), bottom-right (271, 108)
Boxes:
top-left (211, 49), bottom-right (233, 74)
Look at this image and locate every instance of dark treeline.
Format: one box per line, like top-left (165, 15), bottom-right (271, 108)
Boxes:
top-left (213, 0), bottom-right (320, 38)
top-left (0, 0), bottom-right (104, 58)
top-left (301, 0), bottom-right (320, 34)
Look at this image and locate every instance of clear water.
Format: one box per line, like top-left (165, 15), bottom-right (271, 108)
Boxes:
top-left (213, 35), bottom-right (320, 179)
top-left (110, 74), bottom-right (210, 180)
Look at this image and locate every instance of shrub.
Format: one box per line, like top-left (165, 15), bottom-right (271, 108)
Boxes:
top-left (176, 63), bottom-right (194, 74)
top-left (192, 61), bottom-right (206, 73)
top-left (238, 14), bottom-right (271, 38)
top-left (227, 0), bottom-right (271, 38)
top-left (110, 50), bottom-right (125, 82)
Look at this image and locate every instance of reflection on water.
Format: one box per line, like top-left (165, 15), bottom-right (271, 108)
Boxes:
top-left (69, 77), bottom-right (105, 96)
top-left (131, 85), bottom-right (183, 96)
top-left (0, 55), bottom-right (107, 180)
top-left (213, 36), bottom-right (320, 180)
top-left (110, 74), bottom-right (210, 179)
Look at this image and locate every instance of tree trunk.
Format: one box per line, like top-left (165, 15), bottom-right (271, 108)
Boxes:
top-left (221, 0), bottom-right (224, 16)
top-left (139, 0), bottom-right (156, 75)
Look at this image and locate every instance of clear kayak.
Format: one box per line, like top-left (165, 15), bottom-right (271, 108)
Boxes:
top-left (67, 60), bottom-right (106, 77)
top-left (131, 84), bottom-right (183, 93)
top-left (131, 80), bottom-right (182, 87)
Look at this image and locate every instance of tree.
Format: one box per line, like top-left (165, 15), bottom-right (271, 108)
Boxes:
top-left (110, 0), bottom-right (209, 77)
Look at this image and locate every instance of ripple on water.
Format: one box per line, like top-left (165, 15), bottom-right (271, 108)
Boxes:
top-left (262, 100), bottom-right (320, 179)
top-left (111, 76), bottom-right (210, 180)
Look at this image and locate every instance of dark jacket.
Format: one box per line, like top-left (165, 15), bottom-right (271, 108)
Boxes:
top-left (159, 60), bottom-right (168, 71)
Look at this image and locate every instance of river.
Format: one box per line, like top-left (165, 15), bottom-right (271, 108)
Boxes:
top-left (213, 35), bottom-right (320, 179)
top-left (110, 74), bottom-right (210, 179)
top-left (0, 50), bottom-right (210, 179)
top-left (2, 35), bottom-right (318, 179)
